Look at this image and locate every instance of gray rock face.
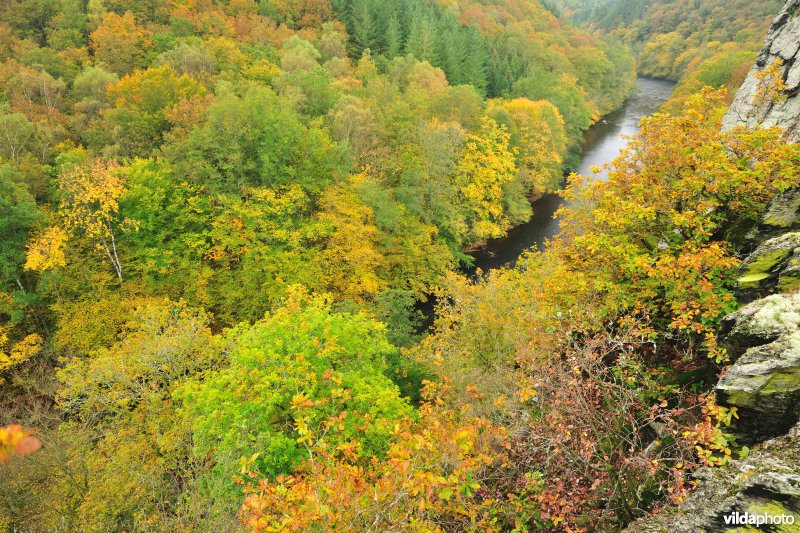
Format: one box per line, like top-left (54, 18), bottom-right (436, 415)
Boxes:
top-left (723, 0), bottom-right (800, 141)
top-left (759, 188), bottom-right (800, 235)
top-left (719, 292), bottom-right (800, 360)
top-left (743, 188), bottom-right (800, 254)
top-left (627, 424), bottom-right (800, 532)
top-left (716, 330), bottom-right (800, 445)
top-left (716, 292), bottom-right (800, 445)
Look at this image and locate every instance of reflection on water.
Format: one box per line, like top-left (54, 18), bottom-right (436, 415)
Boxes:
top-left (470, 77), bottom-right (676, 272)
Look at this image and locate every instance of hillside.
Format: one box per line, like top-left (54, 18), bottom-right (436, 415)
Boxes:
top-left (0, 0), bottom-right (637, 529)
top-left (548, 0), bottom-right (784, 98)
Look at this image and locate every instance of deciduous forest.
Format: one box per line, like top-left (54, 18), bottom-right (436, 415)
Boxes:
top-left (1, 0), bottom-right (798, 531)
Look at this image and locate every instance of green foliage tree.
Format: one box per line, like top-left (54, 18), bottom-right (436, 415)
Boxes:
top-left (0, 164), bottom-right (42, 295)
top-left (176, 289), bottom-right (413, 488)
top-left (172, 84), bottom-right (342, 193)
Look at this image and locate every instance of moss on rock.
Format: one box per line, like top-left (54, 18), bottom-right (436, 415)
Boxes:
top-left (738, 272), bottom-right (772, 287)
top-left (735, 233), bottom-right (800, 302)
top-left (742, 248), bottom-right (791, 276)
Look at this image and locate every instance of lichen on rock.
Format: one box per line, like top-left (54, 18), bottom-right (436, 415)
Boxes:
top-left (718, 292), bottom-right (800, 360)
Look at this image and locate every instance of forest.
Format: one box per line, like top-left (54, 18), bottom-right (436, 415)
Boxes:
top-left (1, 0), bottom-right (797, 531)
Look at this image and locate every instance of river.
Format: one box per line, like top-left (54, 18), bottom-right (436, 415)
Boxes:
top-left (469, 77), bottom-right (676, 272)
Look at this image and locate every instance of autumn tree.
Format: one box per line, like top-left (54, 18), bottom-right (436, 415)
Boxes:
top-left (89, 12), bottom-right (152, 75)
top-left (452, 118), bottom-right (518, 247)
top-left (512, 69), bottom-right (593, 167)
top-left (276, 36), bottom-right (339, 117)
top-left (104, 65), bottom-right (205, 156)
top-left (23, 226), bottom-right (68, 275)
top-left (319, 175), bottom-right (387, 302)
top-left (239, 381), bottom-right (498, 531)
top-left (175, 289), bottom-right (413, 496)
top-left (487, 97), bottom-right (567, 195)
top-left (172, 84), bottom-right (342, 193)
top-left (0, 325), bottom-right (42, 386)
top-left (55, 299), bottom-right (222, 529)
top-left (202, 184), bottom-right (328, 323)
top-left (55, 158), bottom-right (132, 283)
top-left (115, 159), bottom-right (210, 293)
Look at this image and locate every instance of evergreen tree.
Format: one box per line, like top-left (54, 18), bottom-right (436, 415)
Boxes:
top-left (464, 27), bottom-right (489, 95)
top-left (437, 22), bottom-right (466, 85)
top-left (385, 14), bottom-right (404, 59)
top-left (350, 0), bottom-right (377, 57)
top-left (405, 14), bottom-right (435, 63)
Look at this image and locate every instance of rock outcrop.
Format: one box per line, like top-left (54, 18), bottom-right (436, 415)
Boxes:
top-left (719, 292), bottom-right (800, 361)
top-left (744, 188), bottom-right (800, 247)
top-left (716, 328), bottom-right (800, 444)
top-left (628, 425), bottom-right (800, 532)
top-left (718, 186), bottom-right (800, 447)
top-left (723, 0), bottom-right (800, 141)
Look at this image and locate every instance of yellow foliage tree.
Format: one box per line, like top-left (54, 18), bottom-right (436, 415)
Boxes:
top-left (487, 97), bottom-right (567, 194)
top-left (319, 174), bottom-right (387, 302)
top-left (89, 12), bottom-right (152, 75)
top-left (0, 325), bottom-right (42, 384)
top-left (453, 118), bottom-right (517, 246)
top-left (24, 226), bottom-right (68, 273)
top-left (58, 159), bottom-right (134, 283)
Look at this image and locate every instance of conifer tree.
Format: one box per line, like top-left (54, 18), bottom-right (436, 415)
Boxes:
top-left (349, 0), bottom-right (377, 57)
top-left (385, 14), bottom-right (403, 59)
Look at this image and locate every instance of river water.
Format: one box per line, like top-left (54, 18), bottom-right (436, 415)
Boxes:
top-left (470, 77), bottom-right (676, 272)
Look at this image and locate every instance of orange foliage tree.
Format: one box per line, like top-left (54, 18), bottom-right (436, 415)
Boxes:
top-left (0, 425), bottom-right (40, 464)
top-left (239, 380), bottom-right (502, 531)
top-left (89, 12), bottom-right (152, 75)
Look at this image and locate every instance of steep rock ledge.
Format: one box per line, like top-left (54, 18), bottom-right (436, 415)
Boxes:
top-left (743, 189), bottom-right (800, 248)
top-left (734, 231), bottom-right (800, 302)
top-left (628, 204), bottom-right (800, 532)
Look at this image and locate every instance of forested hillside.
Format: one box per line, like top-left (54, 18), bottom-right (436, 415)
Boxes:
top-left (2, 0), bottom-right (798, 531)
top-left (547, 0), bottom-right (783, 96)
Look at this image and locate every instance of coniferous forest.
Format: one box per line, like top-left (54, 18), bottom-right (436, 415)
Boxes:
top-left (1, 0), bottom-right (799, 531)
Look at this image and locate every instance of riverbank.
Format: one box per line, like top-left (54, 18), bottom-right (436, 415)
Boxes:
top-left (469, 77), bottom-right (676, 272)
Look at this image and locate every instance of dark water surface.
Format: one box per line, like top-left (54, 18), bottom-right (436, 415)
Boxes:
top-left (470, 77), bottom-right (676, 272)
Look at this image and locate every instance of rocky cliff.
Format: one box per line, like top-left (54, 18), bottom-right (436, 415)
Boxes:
top-left (630, 1), bottom-right (800, 530)
top-left (629, 197), bottom-right (800, 533)
top-left (723, 0), bottom-right (800, 141)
